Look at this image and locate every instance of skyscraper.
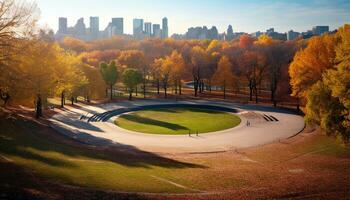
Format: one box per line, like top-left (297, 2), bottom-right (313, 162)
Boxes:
top-left (226, 25), bottom-right (234, 41)
top-left (112, 18), bottom-right (124, 35)
top-left (153, 24), bottom-right (161, 38)
top-left (90, 16), bottom-right (99, 40)
top-left (287, 30), bottom-right (300, 41)
top-left (133, 18), bottom-right (144, 38)
top-left (162, 17), bottom-right (168, 38)
top-left (74, 18), bottom-right (86, 38)
top-left (58, 17), bottom-right (67, 34)
top-left (144, 22), bottom-right (152, 37)
top-left (312, 26), bottom-right (329, 35)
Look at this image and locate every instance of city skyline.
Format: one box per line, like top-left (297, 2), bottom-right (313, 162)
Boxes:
top-left (36, 0), bottom-right (350, 35)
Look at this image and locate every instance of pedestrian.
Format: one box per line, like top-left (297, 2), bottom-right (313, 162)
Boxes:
top-left (247, 120), bottom-right (249, 127)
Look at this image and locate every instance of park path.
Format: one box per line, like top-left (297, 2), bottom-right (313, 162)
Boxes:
top-left (49, 100), bottom-right (305, 154)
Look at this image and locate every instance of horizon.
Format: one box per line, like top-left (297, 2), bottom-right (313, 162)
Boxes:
top-left (36, 0), bottom-right (350, 35)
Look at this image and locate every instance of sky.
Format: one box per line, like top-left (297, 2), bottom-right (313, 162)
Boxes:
top-left (35, 0), bottom-right (350, 35)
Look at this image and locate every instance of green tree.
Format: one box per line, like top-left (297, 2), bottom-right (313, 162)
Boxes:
top-left (122, 68), bottom-right (142, 101)
top-left (100, 61), bottom-right (119, 100)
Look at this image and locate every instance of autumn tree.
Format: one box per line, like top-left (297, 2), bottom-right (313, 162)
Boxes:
top-left (151, 58), bottom-right (162, 94)
top-left (212, 56), bottom-right (234, 99)
top-left (100, 61), bottom-right (119, 100)
top-left (190, 46), bottom-right (209, 96)
top-left (0, 0), bottom-right (38, 106)
top-left (304, 25), bottom-right (350, 141)
top-left (239, 34), bottom-right (254, 49)
top-left (289, 34), bottom-right (336, 98)
top-left (169, 50), bottom-right (185, 95)
top-left (118, 50), bottom-right (148, 98)
top-left (122, 68), bottom-right (142, 100)
top-left (53, 46), bottom-right (88, 108)
top-left (61, 37), bottom-right (89, 53)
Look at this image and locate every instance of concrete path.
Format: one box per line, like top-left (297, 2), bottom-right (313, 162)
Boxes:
top-left (49, 100), bottom-right (305, 153)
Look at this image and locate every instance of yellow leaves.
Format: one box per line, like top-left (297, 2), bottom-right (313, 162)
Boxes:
top-left (212, 56), bottom-right (234, 86)
top-left (289, 34), bottom-right (336, 97)
top-left (255, 34), bottom-right (274, 45)
top-left (335, 24), bottom-right (350, 63)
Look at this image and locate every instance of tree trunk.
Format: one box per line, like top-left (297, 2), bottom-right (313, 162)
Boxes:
top-left (174, 80), bottom-right (178, 94)
top-left (223, 82), bottom-right (226, 99)
top-left (129, 91), bottom-right (132, 101)
top-left (61, 91), bottom-right (65, 108)
top-left (157, 79), bottom-right (160, 94)
top-left (71, 97), bottom-right (74, 105)
top-left (255, 86), bottom-right (258, 104)
top-left (35, 95), bottom-right (42, 118)
top-left (249, 80), bottom-right (253, 101)
top-left (179, 80), bottom-right (182, 95)
top-left (209, 79), bottom-right (212, 93)
top-left (110, 84), bottom-right (113, 100)
top-left (164, 84), bottom-right (167, 99)
top-left (143, 78), bottom-right (146, 98)
top-left (194, 77), bottom-right (199, 97)
top-left (135, 87), bottom-right (138, 96)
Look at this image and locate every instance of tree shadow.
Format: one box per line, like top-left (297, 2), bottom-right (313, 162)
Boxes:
top-left (118, 114), bottom-right (189, 131)
top-left (0, 114), bottom-right (206, 170)
top-left (89, 104), bottom-right (239, 122)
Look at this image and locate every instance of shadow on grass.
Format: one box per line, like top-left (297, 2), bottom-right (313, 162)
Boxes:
top-left (0, 114), bottom-right (205, 170)
top-left (119, 114), bottom-right (189, 131)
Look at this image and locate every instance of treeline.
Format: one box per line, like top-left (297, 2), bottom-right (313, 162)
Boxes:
top-left (61, 33), bottom-right (302, 104)
top-left (289, 25), bottom-right (350, 141)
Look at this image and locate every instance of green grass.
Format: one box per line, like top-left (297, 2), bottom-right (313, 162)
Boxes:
top-left (115, 107), bottom-right (241, 135)
top-left (0, 113), bottom-right (206, 193)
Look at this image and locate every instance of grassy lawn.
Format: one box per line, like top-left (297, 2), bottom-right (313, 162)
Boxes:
top-left (115, 107), bottom-right (241, 135)
top-left (1, 110), bottom-right (349, 198)
top-left (0, 112), bottom-right (204, 193)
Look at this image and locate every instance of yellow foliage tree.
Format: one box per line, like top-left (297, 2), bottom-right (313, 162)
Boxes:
top-left (212, 56), bottom-right (234, 99)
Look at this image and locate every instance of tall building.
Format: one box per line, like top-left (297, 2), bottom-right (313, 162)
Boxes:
top-left (90, 16), bottom-right (99, 40)
top-left (153, 24), bottom-right (161, 38)
top-left (162, 17), bottom-right (168, 38)
top-left (208, 26), bottom-right (218, 39)
top-left (58, 17), bottom-right (67, 34)
top-left (74, 18), bottom-right (86, 39)
top-left (312, 26), bottom-right (329, 35)
top-left (287, 30), bottom-right (300, 41)
top-left (133, 18), bottom-right (144, 38)
top-left (226, 25), bottom-right (234, 41)
top-left (112, 18), bottom-right (124, 35)
top-left (144, 22), bottom-right (152, 37)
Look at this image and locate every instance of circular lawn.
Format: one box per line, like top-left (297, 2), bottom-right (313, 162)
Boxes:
top-left (115, 107), bottom-right (241, 135)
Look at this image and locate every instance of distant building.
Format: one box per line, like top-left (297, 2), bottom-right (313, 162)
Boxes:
top-left (226, 25), bottom-right (234, 41)
top-left (251, 31), bottom-right (263, 38)
top-left (208, 26), bottom-right (218, 39)
top-left (153, 24), bottom-right (161, 38)
top-left (287, 30), bottom-right (300, 41)
top-left (58, 17), bottom-right (68, 34)
top-left (133, 18), bottom-right (144, 39)
top-left (144, 22), bottom-right (152, 37)
top-left (312, 26), bottom-right (329, 35)
top-left (185, 26), bottom-right (218, 40)
top-left (301, 30), bottom-right (314, 39)
top-left (112, 18), bottom-right (124, 35)
top-left (265, 28), bottom-right (287, 40)
top-left (162, 17), bottom-right (168, 38)
top-left (74, 18), bottom-right (87, 40)
top-left (266, 28), bottom-right (274, 35)
top-left (89, 17), bottom-right (99, 40)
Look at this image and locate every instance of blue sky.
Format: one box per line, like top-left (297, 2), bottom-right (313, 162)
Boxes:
top-left (35, 0), bottom-right (350, 35)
